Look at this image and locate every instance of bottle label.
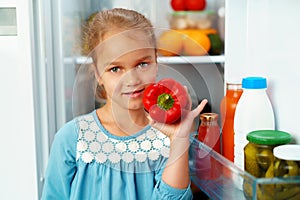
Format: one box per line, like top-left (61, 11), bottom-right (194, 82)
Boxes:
top-left (233, 129), bottom-right (248, 191)
top-left (234, 129), bottom-right (248, 170)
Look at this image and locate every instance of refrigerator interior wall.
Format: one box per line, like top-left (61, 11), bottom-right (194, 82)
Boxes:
top-left (225, 0), bottom-right (300, 143)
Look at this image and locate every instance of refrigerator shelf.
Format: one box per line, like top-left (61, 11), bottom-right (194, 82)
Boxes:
top-left (63, 55), bottom-right (225, 65)
top-left (189, 136), bottom-right (300, 200)
top-left (157, 55), bottom-right (225, 64)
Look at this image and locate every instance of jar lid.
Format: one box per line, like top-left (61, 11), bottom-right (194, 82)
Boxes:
top-left (226, 82), bottom-right (242, 90)
top-left (200, 113), bottom-right (218, 121)
top-left (242, 77), bottom-right (267, 89)
top-left (273, 145), bottom-right (300, 161)
top-left (246, 130), bottom-right (291, 145)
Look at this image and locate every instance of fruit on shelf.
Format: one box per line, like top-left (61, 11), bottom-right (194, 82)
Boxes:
top-left (170, 0), bottom-right (186, 11)
top-left (157, 29), bottom-right (216, 56)
top-left (186, 0), bottom-right (206, 11)
top-left (157, 30), bottom-right (183, 56)
top-left (170, 0), bottom-right (206, 11)
top-left (182, 30), bottom-right (211, 56)
top-left (207, 33), bottom-right (224, 55)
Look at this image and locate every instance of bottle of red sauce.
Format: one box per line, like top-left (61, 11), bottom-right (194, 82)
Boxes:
top-left (220, 83), bottom-right (243, 162)
top-left (197, 113), bottom-right (221, 153)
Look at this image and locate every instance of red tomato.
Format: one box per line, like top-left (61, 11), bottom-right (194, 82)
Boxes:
top-left (170, 0), bottom-right (186, 11)
top-left (186, 0), bottom-right (206, 11)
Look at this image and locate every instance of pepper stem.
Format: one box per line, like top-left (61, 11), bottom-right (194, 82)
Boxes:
top-left (157, 93), bottom-right (174, 110)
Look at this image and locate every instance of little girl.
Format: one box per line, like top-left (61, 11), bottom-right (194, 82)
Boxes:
top-left (41, 8), bottom-right (207, 200)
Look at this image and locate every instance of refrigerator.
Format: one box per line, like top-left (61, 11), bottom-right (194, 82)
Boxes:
top-left (35, 0), bottom-right (225, 198)
top-left (2, 0), bottom-right (300, 199)
top-left (41, 1), bottom-right (299, 199)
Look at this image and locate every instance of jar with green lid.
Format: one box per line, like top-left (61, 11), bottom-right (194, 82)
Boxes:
top-left (243, 130), bottom-right (291, 200)
top-left (244, 130), bottom-right (292, 178)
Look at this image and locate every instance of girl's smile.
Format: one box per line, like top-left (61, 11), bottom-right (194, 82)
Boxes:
top-left (122, 88), bottom-right (145, 98)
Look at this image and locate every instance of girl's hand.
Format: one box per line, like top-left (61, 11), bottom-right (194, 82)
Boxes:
top-left (149, 98), bottom-right (208, 142)
top-left (148, 87), bottom-right (208, 187)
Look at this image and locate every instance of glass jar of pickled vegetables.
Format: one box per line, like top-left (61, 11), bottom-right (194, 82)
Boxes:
top-left (272, 145), bottom-right (300, 200)
top-left (244, 130), bottom-right (291, 178)
top-left (273, 144), bottom-right (300, 177)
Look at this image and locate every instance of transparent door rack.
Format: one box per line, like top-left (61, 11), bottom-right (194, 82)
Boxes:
top-left (189, 135), bottom-right (300, 200)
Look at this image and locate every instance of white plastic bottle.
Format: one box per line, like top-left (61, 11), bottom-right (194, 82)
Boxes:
top-left (233, 77), bottom-right (275, 170)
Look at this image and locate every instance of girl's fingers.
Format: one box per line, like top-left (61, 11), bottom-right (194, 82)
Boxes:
top-left (149, 99), bottom-right (208, 140)
top-left (191, 99), bottom-right (208, 118)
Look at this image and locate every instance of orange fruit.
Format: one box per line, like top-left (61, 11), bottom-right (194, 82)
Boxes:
top-left (157, 30), bottom-right (184, 56)
top-left (199, 28), bottom-right (217, 35)
top-left (178, 29), bottom-right (217, 36)
top-left (182, 30), bottom-right (211, 56)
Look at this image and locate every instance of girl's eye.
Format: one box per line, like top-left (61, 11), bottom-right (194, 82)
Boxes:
top-left (137, 62), bottom-right (149, 69)
top-left (109, 66), bottom-right (120, 73)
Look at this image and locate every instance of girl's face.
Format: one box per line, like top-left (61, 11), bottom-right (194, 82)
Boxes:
top-left (95, 31), bottom-right (157, 111)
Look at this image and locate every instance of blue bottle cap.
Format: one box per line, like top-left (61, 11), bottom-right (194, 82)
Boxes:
top-left (242, 77), bottom-right (267, 89)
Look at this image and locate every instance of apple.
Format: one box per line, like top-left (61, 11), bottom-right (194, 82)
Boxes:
top-left (186, 0), bottom-right (206, 11)
top-left (170, 0), bottom-right (186, 11)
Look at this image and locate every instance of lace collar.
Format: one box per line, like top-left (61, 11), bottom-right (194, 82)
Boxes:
top-left (76, 113), bottom-right (170, 166)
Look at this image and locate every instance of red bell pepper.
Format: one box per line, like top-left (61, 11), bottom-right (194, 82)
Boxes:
top-left (143, 78), bottom-right (189, 124)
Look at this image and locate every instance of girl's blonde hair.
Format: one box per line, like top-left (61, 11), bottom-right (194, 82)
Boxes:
top-left (82, 8), bottom-right (156, 56)
top-left (81, 8), bottom-right (156, 101)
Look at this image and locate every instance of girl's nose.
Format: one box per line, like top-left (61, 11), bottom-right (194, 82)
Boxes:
top-left (124, 68), bottom-right (141, 86)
